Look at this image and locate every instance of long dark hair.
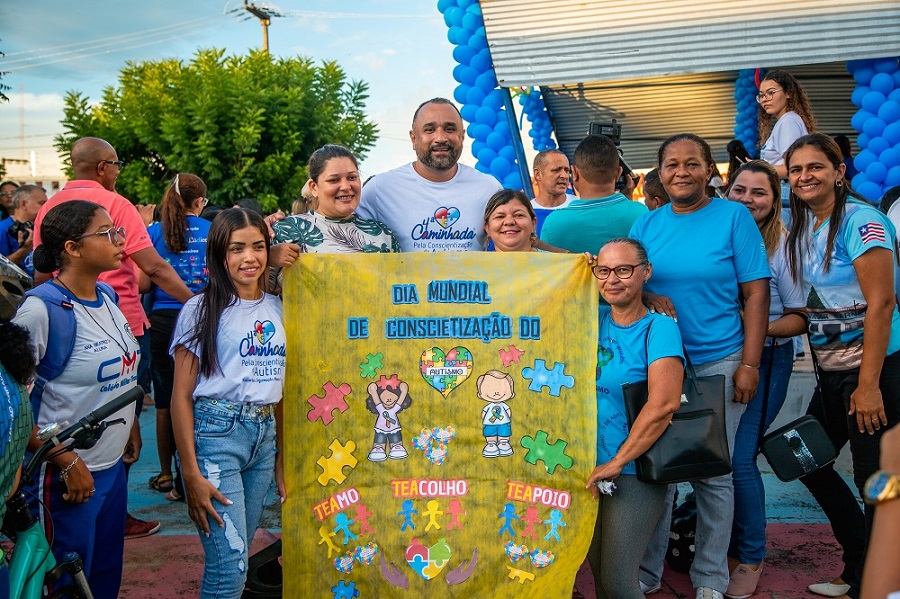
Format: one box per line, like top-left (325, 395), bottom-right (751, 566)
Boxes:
top-left (758, 70), bottom-right (817, 145)
top-left (33, 200), bottom-right (104, 274)
top-left (784, 133), bottom-right (852, 282)
top-left (726, 139), bottom-right (751, 185)
top-left (161, 173), bottom-right (207, 253)
top-left (189, 208), bottom-right (270, 377)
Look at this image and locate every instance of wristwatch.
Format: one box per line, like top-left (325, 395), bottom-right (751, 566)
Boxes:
top-left (863, 470), bottom-right (900, 505)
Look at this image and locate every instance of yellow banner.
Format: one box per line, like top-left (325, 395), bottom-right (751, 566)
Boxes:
top-left (283, 252), bottom-right (598, 598)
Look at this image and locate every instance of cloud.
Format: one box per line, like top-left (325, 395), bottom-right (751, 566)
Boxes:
top-left (3, 92), bottom-right (66, 112)
top-left (352, 52), bottom-right (386, 71)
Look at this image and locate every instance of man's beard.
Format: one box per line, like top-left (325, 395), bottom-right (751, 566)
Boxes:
top-left (419, 144), bottom-right (461, 171)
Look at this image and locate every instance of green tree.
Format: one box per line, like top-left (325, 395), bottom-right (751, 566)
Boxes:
top-left (54, 49), bottom-right (378, 212)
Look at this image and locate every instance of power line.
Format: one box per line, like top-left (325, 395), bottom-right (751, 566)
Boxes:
top-left (280, 10), bottom-right (435, 19)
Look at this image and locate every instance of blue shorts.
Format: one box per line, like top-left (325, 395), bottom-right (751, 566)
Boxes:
top-left (483, 423), bottom-right (511, 437)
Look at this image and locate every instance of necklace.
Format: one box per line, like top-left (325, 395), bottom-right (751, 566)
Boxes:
top-left (54, 278), bottom-right (132, 355)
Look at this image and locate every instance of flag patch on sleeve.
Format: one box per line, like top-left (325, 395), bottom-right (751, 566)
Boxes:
top-left (858, 222), bottom-right (886, 244)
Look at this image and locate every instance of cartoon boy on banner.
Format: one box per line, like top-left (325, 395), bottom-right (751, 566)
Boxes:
top-left (283, 252), bottom-right (598, 598)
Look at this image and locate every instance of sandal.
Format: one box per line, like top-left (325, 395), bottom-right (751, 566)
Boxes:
top-left (165, 487), bottom-right (184, 502)
top-left (148, 473), bottom-right (174, 492)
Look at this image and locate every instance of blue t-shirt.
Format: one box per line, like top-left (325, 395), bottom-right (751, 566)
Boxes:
top-left (540, 192), bottom-right (648, 255)
top-left (801, 199), bottom-right (900, 371)
top-left (148, 215), bottom-right (210, 310)
top-left (596, 306), bottom-right (683, 475)
top-left (0, 216), bottom-right (33, 276)
top-left (629, 198), bottom-right (771, 364)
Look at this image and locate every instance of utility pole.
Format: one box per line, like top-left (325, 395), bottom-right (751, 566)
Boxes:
top-left (243, 1), bottom-right (274, 53)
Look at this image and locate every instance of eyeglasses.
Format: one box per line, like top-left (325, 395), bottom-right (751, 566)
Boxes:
top-left (99, 159), bottom-right (125, 168)
top-left (592, 263), bottom-right (646, 280)
top-left (79, 226), bottom-right (126, 245)
top-left (755, 88), bottom-right (783, 103)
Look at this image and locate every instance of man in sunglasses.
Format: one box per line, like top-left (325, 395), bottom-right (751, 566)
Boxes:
top-left (32, 136), bottom-right (195, 541)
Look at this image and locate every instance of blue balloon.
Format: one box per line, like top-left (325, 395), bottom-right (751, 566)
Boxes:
top-left (460, 103), bottom-right (478, 123)
top-left (471, 140), bottom-right (486, 156)
top-left (470, 123), bottom-right (492, 141)
top-left (477, 147), bottom-right (498, 165)
top-left (490, 156), bottom-right (512, 177)
top-left (443, 6), bottom-right (464, 27)
top-left (465, 2), bottom-right (482, 15)
top-left (894, 70), bottom-right (900, 91)
top-left (890, 88), bottom-right (900, 103)
top-left (462, 66), bottom-right (479, 86)
top-left (868, 136), bottom-right (891, 156)
top-left (462, 11), bottom-right (482, 31)
top-left (493, 118), bottom-right (510, 136)
top-left (733, 88), bottom-right (743, 102)
top-left (866, 161), bottom-right (888, 184)
top-left (886, 166), bottom-right (900, 187)
top-left (466, 86), bottom-right (486, 106)
top-left (862, 91), bottom-right (887, 113)
top-left (883, 121), bottom-right (900, 145)
top-left (851, 172), bottom-right (869, 190)
top-left (863, 117), bottom-right (887, 137)
top-left (499, 146), bottom-right (517, 161)
top-left (874, 58), bottom-right (899, 73)
top-left (475, 106), bottom-right (497, 127)
top-left (453, 44), bottom-right (477, 66)
top-left (470, 49), bottom-right (492, 73)
top-left (851, 109), bottom-right (875, 132)
top-left (482, 88), bottom-right (504, 112)
top-left (857, 132), bottom-right (871, 149)
top-left (502, 172), bottom-right (522, 190)
top-left (468, 33), bottom-right (488, 51)
top-left (457, 0), bottom-right (476, 8)
top-left (851, 86), bottom-right (870, 107)
top-left (854, 67), bottom-right (876, 85)
top-left (475, 69), bottom-right (498, 92)
top-left (437, 0), bottom-right (457, 12)
top-left (856, 181), bottom-right (882, 201)
top-left (486, 132), bottom-right (505, 152)
top-left (880, 147), bottom-right (900, 169)
top-left (474, 161), bottom-right (491, 174)
top-left (855, 149), bottom-right (878, 172)
top-left (870, 72), bottom-right (895, 96)
top-left (878, 100), bottom-right (900, 124)
top-left (454, 84), bottom-right (470, 105)
top-left (447, 26), bottom-right (463, 45)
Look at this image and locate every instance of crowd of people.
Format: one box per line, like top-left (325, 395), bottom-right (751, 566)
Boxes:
top-left (0, 75), bottom-right (899, 599)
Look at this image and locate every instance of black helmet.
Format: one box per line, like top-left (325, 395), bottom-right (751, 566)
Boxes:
top-left (0, 255), bottom-right (32, 321)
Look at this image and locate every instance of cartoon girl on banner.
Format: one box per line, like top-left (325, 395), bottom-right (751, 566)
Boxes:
top-left (366, 374), bottom-right (412, 462)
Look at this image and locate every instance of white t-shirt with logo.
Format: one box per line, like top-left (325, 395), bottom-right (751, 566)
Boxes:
top-left (357, 162), bottom-right (502, 252)
top-left (14, 288), bottom-right (139, 470)
top-left (170, 293), bottom-right (285, 405)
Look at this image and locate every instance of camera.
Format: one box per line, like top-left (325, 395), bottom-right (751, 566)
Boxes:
top-left (588, 119), bottom-right (636, 192)
top-left (7, 220), bottom-right (33, 241)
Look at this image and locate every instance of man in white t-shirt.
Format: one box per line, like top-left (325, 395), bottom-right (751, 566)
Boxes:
top-left (531, 149), bottom-right (573, 236)
top-left (357, 98), bottom-right (501, 252)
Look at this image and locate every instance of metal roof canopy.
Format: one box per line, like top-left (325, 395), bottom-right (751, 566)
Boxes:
top-left (481, 0), bottom-right (900, 87)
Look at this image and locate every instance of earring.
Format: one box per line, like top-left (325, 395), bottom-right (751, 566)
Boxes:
top-left (836, 180), bottom-right (843, 188)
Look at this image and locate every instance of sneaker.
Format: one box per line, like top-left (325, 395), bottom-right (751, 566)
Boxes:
top-left (388, 443), bottom-right (408, 459)
top-left (482, 442), bottom-right (499, 457)
top-left (125, 514), bottom-right (161, 540)
top-left (696, 588), bottom-right (724, 599)
top-left (640, 580), bottom-right (661, 594)
top-left (807, 581), bottom-right (851, 597)
top-left (368, 444), bottom-right (387, 462)
top-left (497, 439), bottom-right (513, 456)
top-left (726, 562), bottom-right (763, 599)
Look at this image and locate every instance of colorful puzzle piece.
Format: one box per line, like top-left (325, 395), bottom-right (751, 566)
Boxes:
top-left (359, 352), bottom-right (384, 378)
top-left (307, 382), bottom-right (353, 425)
top-left (499, 344), bottom-right (525, 368)
top-left (316, 439), bottom-right (358, 486)
top-left (520, 430), bottom-right (574, 474)
top-left (506, 566), bottom-right (535, 584)
top-left (521, 359), bottom-right (574, 396)
top-left (331, 580), bottom-right (360, 599)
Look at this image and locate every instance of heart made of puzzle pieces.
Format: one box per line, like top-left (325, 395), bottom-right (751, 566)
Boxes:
top-left (504, 541), bottom-right (529, 563)
top-left (254, 320), bottom-right (276, 345)
top-left (433, 206), bottom-right (460, 229)
top-left (405, 537), bottom-right (452, 580)
top-left (420, 347), bottom-right (473, 398)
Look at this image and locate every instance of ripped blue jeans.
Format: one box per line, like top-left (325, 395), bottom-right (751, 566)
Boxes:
top-left (193, 397), bottom-right (277, 599)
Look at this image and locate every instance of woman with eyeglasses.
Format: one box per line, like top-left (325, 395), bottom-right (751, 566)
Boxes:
top-left (585, 237), bottom-right (684, 599)
top-left (13, 200), bottom-right (138, 598)
top-left (630, 133), bottom-right (771, 599)
top-left (757, 70), bottom-right (817, 205)
top-left (144, 173), bottom-right (211, 501)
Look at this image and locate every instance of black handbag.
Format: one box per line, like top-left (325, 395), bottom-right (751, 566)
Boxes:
top-left (622, 325), bottom-right (732, 484)
top-left (759, 338), bottom-right (837, 482)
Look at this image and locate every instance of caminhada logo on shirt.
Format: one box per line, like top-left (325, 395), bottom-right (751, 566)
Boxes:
top-left (240, 320), bottom-right (287, 358)
top-left (410, 206), bottom-right (477, 241)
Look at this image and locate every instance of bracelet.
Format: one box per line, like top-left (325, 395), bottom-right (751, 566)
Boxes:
top-left (739, 362), bottom-right (759, 370)
top-left (59, 455), bottom-right (80, 482)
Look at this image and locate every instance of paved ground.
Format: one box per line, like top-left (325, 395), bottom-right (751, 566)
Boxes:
top-left (120, 350), bottom-right (852, 598)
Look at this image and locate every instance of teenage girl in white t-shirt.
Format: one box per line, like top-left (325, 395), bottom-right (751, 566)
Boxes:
top-left (14, 200), bottom-right (138, 598)
top-left (170, 208), bottom-right (287, 598)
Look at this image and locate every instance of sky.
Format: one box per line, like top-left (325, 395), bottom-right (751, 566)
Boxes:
top-left (0, 0), bottom-right (469, 182)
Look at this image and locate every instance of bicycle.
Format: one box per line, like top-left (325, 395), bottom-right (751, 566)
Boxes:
top-left (3, 386), bottom-right (142, 599)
